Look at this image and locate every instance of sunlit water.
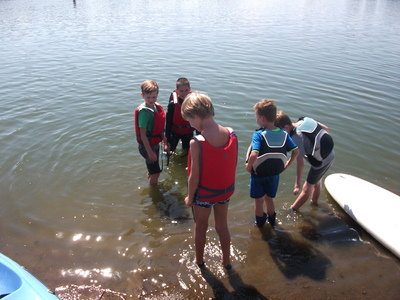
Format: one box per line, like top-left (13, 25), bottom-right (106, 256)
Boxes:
top-left (0, 0), bottom-right (399, 299)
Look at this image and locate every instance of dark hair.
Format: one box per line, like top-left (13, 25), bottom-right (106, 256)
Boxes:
top-left (176, 78), bottom-right (190, 89)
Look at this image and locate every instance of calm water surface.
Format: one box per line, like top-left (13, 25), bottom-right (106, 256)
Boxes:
top-left (1, 0), bottom-right (399, 299)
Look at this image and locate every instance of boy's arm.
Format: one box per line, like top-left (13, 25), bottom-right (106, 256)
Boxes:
top-left (285, 148), bottom-right (299, 170)
top-left (294, 156), bottom-right (304, 195)
top-left (318, 122), bottom-right (330, 132)
top-left (165, 102), bottom-right (174, 144)
top-left (162, 132), bottom-right (168, 152)
top-left (185, 139), bottom-right (200, 206)
top-left (139, 127), bottom-right (157, 162)
top-left (245, 151), bottom-right (258, 173)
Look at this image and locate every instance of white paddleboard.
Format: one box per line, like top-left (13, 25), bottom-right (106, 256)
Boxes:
top-left (325, 173), bottom-right (400, 258)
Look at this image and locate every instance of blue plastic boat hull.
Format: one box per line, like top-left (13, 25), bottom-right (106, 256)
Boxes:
top-left (0, 253), bottom-right (59, 299)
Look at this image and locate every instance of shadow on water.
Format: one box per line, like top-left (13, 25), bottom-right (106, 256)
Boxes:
top-left (141, 181), bottom-right (191, 223)
top-left (299, 211), bottom-right (360, 246)
top-left (200, 267), bottom-right (269, 300)
top-left (259, 225), bottom-right (331, 281)
top-left (321, 197), bottom-right (393, 257)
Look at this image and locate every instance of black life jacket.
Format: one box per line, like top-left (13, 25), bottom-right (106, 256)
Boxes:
top-left (246, 128), bottom-right (288, 177)
top-left (296, 117), bottom-right (334, 167)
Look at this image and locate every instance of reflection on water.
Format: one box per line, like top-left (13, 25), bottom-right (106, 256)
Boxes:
top-left (1, 0), bottom-right (400, 298)
top-left (56, 284), bottom-right (125, 299)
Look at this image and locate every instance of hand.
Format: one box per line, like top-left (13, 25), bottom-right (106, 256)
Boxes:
top-left (164, 143), bottom-right (170, 153)
top-left (293, 185), bottom-right (300, 195)
top-left (148, 151), bottom-right (157, 162)
top-left (184, 196), bottom-right (193, 207)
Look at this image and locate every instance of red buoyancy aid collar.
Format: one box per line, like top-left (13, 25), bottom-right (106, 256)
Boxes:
top-left (172, 100), bottom-right (194, 135)
top-left (134, 103), bottom-right (166, 146)
top-left (169, 90), bottom-right (194, 103)
top-left (188, 127), bottom-right (238, 202)
top-left (168, 90), bottom-right (178, 103)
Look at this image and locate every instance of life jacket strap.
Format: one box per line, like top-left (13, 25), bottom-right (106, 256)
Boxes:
top-left (197, 182), bottom-right (235, 200)
top-left (173, 124), bottom-right (192, 129)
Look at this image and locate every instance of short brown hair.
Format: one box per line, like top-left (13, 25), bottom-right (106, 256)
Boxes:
top-left (275, 110), bottom-right (292, 128)
top-left (176, 77), bottom-right (190, 89)
top-left (141, 80), bottom-right (159, 94)
top-left (181, 92), bottom-right (214, 120)
top-left (253, 99), bottom-right (277, 122)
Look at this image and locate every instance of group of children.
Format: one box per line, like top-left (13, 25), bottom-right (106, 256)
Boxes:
top-left (134, 78), bottom-right (335, 269)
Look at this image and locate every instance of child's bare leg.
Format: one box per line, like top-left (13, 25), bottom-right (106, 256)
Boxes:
top-left (291, 181), bottom-right (313, 210)
top-left (254, 196), bottom-right (267, 227)
top-left (310, 180), bottom-right (321, 204)
top-left (193, 206), bottom-right (211, 265)
top-left (264, 196), bottom-right (275, 216)
top-left (148, 173), bottom-right (160, 185)
top-left (264, 196), bottom-right (276, 226)
top-left (214, 202), bottom-right (231, 267)
top-left (254, 196), bottom-right (265, 217)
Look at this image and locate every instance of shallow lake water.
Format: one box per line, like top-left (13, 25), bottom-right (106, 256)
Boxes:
top-left (0, 0), bottom-right (399, 299)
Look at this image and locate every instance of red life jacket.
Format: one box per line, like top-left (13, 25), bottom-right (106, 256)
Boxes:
top-left (168, 90), bottom-right (178, 102)
top-left (169, 90), bottom-right (190, 102)
top-left (171, 93), bottom-right (194, 135)
top-left (187, 127), bottom-right (238, 202)
top-left (168, 90), bottom-right (194, 103)
top-left (134, 103), bottom-right (166, 146)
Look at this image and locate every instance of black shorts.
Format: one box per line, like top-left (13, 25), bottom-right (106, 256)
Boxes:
top-left (306, 159), bottom-right (333, 185)
top-left (138, 144), bottom-right (161, 175)
top-left (169, 133), bottom-right (193, 152)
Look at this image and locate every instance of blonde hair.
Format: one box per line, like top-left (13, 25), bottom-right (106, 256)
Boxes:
top-left (181, 92), bottom-right (215, 120)
top-left (141, 80), bottom-right (159, 94)
top-left (253, 99), bottom-right (277, 122)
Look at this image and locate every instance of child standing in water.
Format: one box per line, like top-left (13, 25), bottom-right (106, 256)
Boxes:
top-left (182, 92), bottom-right (238, 269)
top-left (275, 111), bottom-right (334, 211)
top-left (246, 100), bottom-right (299, 227)
top-left (134, 80), bottom-right (168, 185)
top-left (165, 78), bottom-right (195, 153)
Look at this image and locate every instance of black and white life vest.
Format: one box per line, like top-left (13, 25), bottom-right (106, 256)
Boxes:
top-left (296, 117), bottom-right (334, 167)
top-left (246, 128), bottom-right (288, 177)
